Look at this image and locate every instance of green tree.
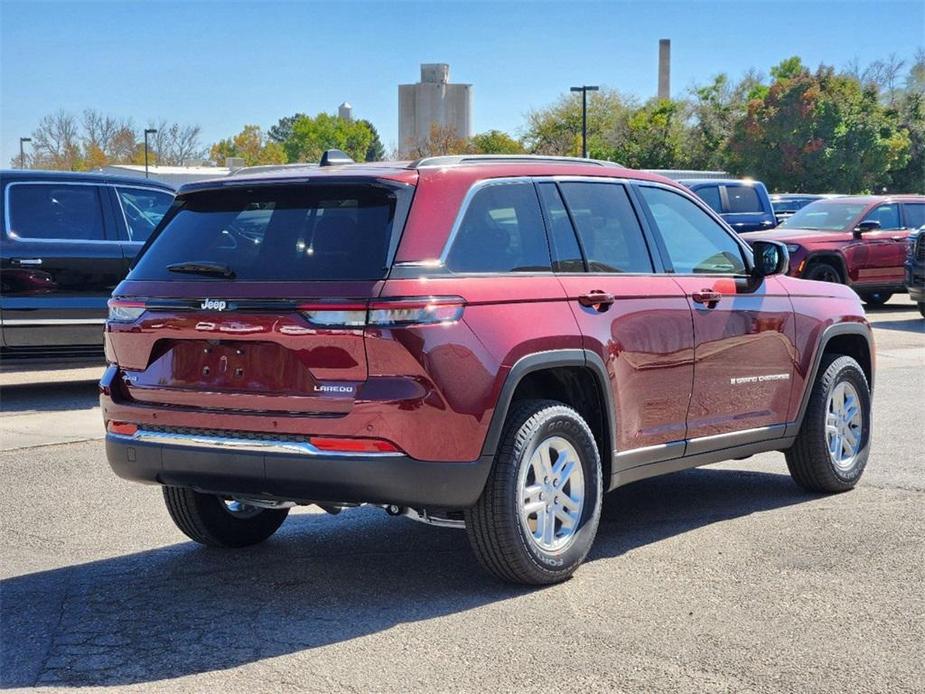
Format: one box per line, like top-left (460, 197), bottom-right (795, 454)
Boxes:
top-left (283, 113), bottom-right (375, 163)
top-left (357, 119), bottom-right (385, 161)
top-left (522, 88), bottom-right (632, 157)
top-left (601, 98), bottom-right (688, 169)
top-left (728, 61), bottom-right (910, 192)
top-left (685, 71), bottom-right (763, 170)
top-left (468, 129), bottom-right (525, 154)
top-left (210, 125), bottom-right (287, 166)
top-left (888, 51), bottom-right (925, 192)
top-left (267, 113), bottom-right (307, 143)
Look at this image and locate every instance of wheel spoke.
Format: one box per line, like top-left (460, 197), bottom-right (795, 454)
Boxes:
top-left (523, 484), bottom-right (543, 501)
top-left (523, 500), bottom-right (545, 515)
top-left (542, 504), bottom-right (556, 545)
top-left (559, 491), bottom-right (580, 512)
top-left (555, 505), bottom-right (577, 530)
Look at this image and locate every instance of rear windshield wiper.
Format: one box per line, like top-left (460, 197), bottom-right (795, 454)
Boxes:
top-left (166, 261), bottom-right (236, 278)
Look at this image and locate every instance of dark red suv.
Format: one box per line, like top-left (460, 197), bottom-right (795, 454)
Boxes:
top-left (742, 195), bottom-right (925, 307)
top-left (102, 154), bottom-right (875, 585)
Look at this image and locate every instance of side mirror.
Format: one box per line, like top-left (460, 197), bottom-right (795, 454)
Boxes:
top-left (751, 240), bottom-right (789, 277)
top-left (854, 219), bottom-right (880, 238)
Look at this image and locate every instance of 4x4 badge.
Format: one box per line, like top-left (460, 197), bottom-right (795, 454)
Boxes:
top-left (200, 299), bottom-right (227, 311)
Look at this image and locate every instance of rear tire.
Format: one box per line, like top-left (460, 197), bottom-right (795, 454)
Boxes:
top-left (785, 355), bottom-right (871, 493)
top-left (804, 262), bottom-right (842, 284)
top-left (465, 399), bottom-right (602, 585)
top-left (858, 291), bottom-right (892, 307)
top-left (163, 487), bottom-right (289, 548)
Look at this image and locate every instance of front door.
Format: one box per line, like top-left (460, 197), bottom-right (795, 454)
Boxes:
top-left (537, 180), bottom-right (695, 465)
top-left (845, 203), bottom-right (908, 286)
top-left (0, 181), bottom-right (123, 347)
top-left (635, 184), bottom-right (796, 448)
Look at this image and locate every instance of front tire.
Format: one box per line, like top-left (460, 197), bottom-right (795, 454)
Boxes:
top-left (163, 487), bottom-right (289, 548)
top-left (785, 355), bottom-right (871, 493)
top-left (858, 291), bottom-right (892, 307)
top-left (804, 262), bottom-right (843, 284)
top-left (465, 399), bottom-right (602, 585)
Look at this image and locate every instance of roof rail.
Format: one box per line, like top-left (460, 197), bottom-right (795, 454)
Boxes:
top-left (408, 154), bottom-right (623, 169)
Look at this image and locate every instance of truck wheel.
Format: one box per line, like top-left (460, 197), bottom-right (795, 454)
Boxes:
top-left (785, 355), bottom-right (871, 493)
top-left (163, 487), bottom-right (289, 548)
top-left (465, 399), bottom-right (602, 585)
top-left (918, 302), bottom-right (925, 318)
top-left (804, 262), bottom-right (842, 284)
top-left (858, 291), bottom-right (892, 307)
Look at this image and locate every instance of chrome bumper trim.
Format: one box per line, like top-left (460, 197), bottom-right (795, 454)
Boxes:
top-left (109, 430), bottom-right (404, 458)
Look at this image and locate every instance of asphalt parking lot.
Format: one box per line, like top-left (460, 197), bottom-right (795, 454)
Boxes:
top-left (1, 298), bottom-right (923, 693)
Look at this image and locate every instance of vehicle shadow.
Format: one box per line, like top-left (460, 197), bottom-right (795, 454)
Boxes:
top-left (0, 381), bottom-right (100, 414)
top-left (0, 467), bottom-right (814, 688)
top-left (867, 318), bottom-right (925, 333)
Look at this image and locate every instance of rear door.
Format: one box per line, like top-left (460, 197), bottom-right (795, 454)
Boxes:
top-left (108, 180), bottom-right (412, 415)
top-left (1, 180), bottom-right (123, 347)
top-left (635, 183), bottom-right (795, 444)
top-left (538, 179), bottom-right (694, 462)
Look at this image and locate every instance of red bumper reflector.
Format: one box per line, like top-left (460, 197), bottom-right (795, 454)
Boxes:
top-left (308, 436), bottom-right (401, 453)
top-left (107, 421), bottom-right (138, 436)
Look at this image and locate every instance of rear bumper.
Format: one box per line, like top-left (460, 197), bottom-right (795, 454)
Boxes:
top-left (106, 432), bottom-right (493, 509)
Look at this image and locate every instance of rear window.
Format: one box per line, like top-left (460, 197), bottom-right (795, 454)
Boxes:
top-left (724, 185), bottom-right (763, 213)
top-left (694, 185), bottom-right (723, 213)
top-left (131, 183), bottom-right (409, 281)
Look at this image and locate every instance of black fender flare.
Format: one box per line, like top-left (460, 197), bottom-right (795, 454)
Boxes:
top-left (786, 321), bottom-right (874, 437)
top-left (479, 349), bottom-right (615, 460)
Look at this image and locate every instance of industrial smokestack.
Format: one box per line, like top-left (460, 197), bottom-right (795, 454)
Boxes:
top-left (658, 39), bottom-right (671, 100)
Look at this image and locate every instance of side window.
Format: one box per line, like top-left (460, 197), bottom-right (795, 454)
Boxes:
top-left (902, 203), bottom-right (925, 229)
top-left (694, 185), bottom-right (723, 213)
top-left (116, 187), bottom-right (174, 242)
top-left (863, 204), bottom-right (900, 230)
top-left (8, 184), bottom-right (105, 241)
top-left (638, 186), bottom-right (747, 275)
top-left (723, 185), bottom-right (763, 213)
top-left (537, 183), bottom-right (584, 272)
top-left (446, 182), bottom-right (550, 273)
top-left (558, 182), bottom-right (653, 273)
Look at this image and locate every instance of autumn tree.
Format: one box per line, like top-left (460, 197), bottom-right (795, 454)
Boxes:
top-left (27, 111), bottom-right (83, 170)
top-left (468, 130), bottom-right (525, 154)
top-left (685, 71), bottom-right (764, 170)
top-left (143, 120), bottom-right (207, 166)
top-left (404, 123), bottom-right (469, 158)
top-left (210, 125), bottom-right (286, 166)
top-left (728, 59), bottom-right (910, 192)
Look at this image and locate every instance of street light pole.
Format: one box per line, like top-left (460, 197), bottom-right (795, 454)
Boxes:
top-left (569, 85), bottom-right (599, 158)
top-left (144, 128), bottom-right (158, 178)
top-left (19, 137), bottom-right (32, 169)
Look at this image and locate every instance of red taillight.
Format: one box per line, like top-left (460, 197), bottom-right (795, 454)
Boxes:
top-left (308, 436), bottom-right (401, 454)
top-left (107, 421), bottom-right (138, 436)
top-left (108, 299), bottom-right (146, 323)
top-left (297, 297), bottom-right (464, 328)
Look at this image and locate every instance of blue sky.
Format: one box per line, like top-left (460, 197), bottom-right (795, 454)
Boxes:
top-left (1, 0), bottom-right (923, 165)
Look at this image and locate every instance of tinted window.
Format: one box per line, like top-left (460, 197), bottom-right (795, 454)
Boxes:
top-left (8, 183), bottom-right (105, 241)
top-left (724, 185), bottom-right (763, 213)
top-left (904, 203), bottom-right (925, 229)
top-left (863, 204), bottom-right (900, 230)
top-left (131, 184), bottom-right (407, 281)
top-left (694, 185), bottom-right (722, 213)
top-left (446, 182), bottom-right (550, 273)
top-left (537, 183), bottom-right (584, 272)
top-left (781, 200), bottom-right (867, 231)
top-left (639, 186), bottom-right (746, 274)
top-left (558, 182), bottom-right (653, 273)
top-left (116, 187), bottom-right (174, 242)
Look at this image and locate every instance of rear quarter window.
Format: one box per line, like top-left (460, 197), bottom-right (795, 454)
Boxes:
top-left (723, 185), bottom-right (764, 214)
top-left (130, 183), bottom-right (410, 281)
top-left (7, 183), bottom-right (105, 241)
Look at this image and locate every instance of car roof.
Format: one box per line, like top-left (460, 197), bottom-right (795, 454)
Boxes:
top-left (0, 169), bottom-right (175, 190)
top-left (175, 158), bottom-right (681, 196)
top-left (678, 178), bottom-right (762, 187)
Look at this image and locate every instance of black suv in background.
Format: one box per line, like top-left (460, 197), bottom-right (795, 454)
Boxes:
top-left (907, 225), bottom-right (925, 317)
top-left (0, 170), bottom-right (174, 368)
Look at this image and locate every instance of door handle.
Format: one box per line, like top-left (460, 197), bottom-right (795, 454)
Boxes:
top-left (11, 258), bottom-right (43, 266)
top-left (691, 289), bottom-right (722, 307)
top-left (578, 290), bottom-right (616, 312)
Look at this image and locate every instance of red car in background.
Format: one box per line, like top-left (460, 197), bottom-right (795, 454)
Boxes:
top-left (742, 195), bottom-right (925, 306)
